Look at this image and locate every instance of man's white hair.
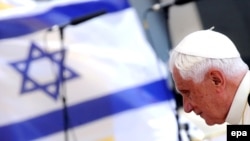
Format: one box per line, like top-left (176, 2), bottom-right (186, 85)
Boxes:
top-left (169, 50), bottom-right (249, 83)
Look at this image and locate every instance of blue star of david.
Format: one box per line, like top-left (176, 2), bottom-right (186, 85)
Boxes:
top-left (9, 42), bottom-right (79, 100)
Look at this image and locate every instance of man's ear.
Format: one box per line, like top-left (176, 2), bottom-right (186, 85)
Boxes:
top-left (208, 70), bottom-right (225, 89)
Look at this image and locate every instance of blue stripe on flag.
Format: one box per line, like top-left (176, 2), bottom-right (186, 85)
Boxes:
top-left (0, 79), bottom-right (174, 141)
top-left (0, 0), bottom-right (130, 39)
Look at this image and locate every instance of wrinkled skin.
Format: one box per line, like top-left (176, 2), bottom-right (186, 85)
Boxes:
top-left (172, 67), bottom-right (236, 125)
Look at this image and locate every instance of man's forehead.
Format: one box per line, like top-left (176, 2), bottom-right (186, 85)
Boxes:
top-left (172, 67), bottom-right (188, 83)
top-left (172, 68), bottom-right (194, 91)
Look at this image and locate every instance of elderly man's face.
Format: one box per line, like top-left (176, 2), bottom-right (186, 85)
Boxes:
top-left (172, 67), bottom-right (228, 125)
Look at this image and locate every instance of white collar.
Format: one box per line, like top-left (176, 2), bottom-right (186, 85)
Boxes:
top-left (225, 71), bottom-right (250, 124)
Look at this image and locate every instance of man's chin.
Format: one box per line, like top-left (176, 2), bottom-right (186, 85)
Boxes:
top-left (204, 119), bottom-right (225, 126)
top-left (205, 121), bottom-right (216, 126)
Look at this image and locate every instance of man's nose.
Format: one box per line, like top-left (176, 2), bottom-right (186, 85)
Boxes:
top-left (183, 98), bottom-right (193, 113)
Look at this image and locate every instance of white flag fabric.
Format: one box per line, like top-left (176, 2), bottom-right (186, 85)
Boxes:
top-left (0, 2), bottom-right (179, 141)
top-left (0, 0), bottom-right (36, 7)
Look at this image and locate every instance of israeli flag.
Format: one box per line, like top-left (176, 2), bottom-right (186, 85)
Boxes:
top-left (0, 1), bottom-right (178, 141)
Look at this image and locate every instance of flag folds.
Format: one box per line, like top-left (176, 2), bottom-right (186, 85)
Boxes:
top-left (0, 1), bottom-right (178, 141)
